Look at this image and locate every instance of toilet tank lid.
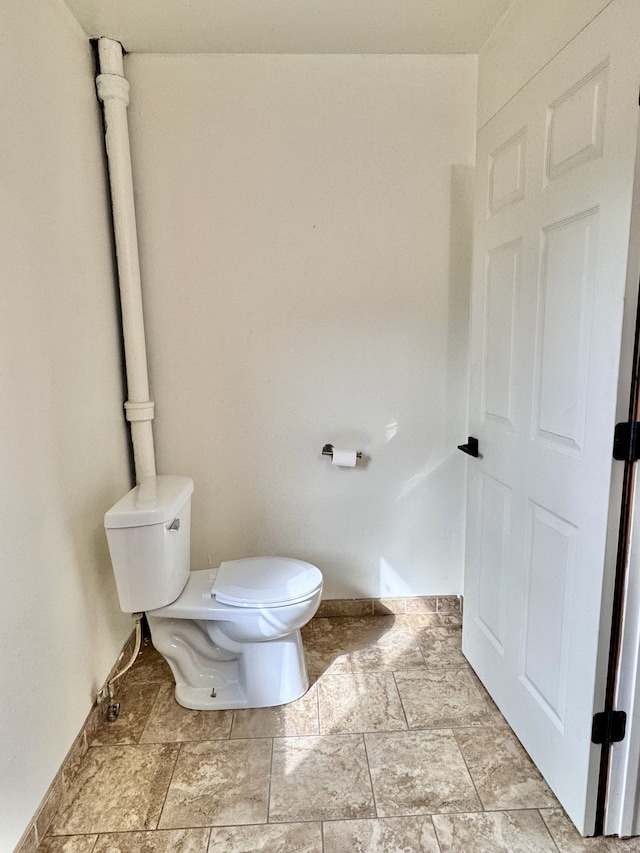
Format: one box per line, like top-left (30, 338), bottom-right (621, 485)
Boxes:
top-left (213, 557), bottom-right (323, 606)
top-left (104, 475), bottom-right (194, 528)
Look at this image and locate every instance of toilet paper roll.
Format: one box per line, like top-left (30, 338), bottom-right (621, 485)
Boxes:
top-left (331, 449), bottom-right (357, 467)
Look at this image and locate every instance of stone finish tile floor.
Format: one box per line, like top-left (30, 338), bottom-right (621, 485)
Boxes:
top-left (39, 613), bottom-right (640, 852)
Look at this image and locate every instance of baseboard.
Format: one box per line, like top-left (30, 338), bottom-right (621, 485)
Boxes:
top-left (316, 594), bottom-right (461, 617)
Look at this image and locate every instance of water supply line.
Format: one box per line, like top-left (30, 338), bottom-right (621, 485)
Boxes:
top-left (96, 38), bottom-right (156, 483)
top-left (100, 613), bottom-right (144, 721)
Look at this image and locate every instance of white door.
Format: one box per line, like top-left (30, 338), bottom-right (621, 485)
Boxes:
top-left (463, 1), bottom-right (640, 835)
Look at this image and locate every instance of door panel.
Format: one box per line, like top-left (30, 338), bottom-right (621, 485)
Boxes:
top-left (520, 501), bottom-right (577, 729)
top-left (545, 62), bottom-right (608, 182)
top-left (489, 128), bottom-right (527, 213)
top-left (477, 472), bottom-right (511, 653)
top-left (533, 209), bottom-right (598, 451)
top-left (464, 1), bottom-right (640, 834)
top-left (483, 241), bottom-right (520, 429)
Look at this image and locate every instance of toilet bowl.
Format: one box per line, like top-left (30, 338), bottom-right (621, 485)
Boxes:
top-left (104, 476), bottom-right (323, 710)
top-left (147, 560), bottom-right (322, 710)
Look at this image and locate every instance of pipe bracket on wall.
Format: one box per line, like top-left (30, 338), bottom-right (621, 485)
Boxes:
top-left (124, 400), bottom-right (156, 422)
top-left (95, 73), bottom-right (130, 105)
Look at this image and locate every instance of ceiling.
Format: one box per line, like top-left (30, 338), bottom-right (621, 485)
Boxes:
top-left (62, 0), bottom-right (513, 54)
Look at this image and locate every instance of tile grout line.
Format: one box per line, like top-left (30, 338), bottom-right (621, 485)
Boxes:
top-left (361, 732), bottom-right (380, 820)
top-left (392, 670), bottom-right (412, 731)
top-left (314, 678), bottom-right (323, 737)
top-left (429, 814), bottom-right (446, 853)
top-left (537, 809), bottom-right (563, 853)
top-left (134, 682), bottom-right (163, 746)
top-left (406, 620), bottom-right (428, 670)
top-left (266, 736), bottom-right (275, 825)
top-left (450, 726), bottom-right (486, 813)
top-left (229, 708), bottom-right (236, 739)
top-left (154, 740), bottom-right (183, 831)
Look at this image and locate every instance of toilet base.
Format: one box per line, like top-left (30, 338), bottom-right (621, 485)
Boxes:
top-left (174, 669), bottom-right (309, 711)
top-left (175, 680), bottom-right (249, 711)
top-left (147, 613), bottom-right (311, 710)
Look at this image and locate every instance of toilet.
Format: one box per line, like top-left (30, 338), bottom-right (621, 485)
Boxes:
top-left (104, 475), bottom-right (323, 710)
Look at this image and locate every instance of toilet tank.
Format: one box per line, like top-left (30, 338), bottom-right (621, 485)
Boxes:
top-left (104, 475), bottom-right (194, 613)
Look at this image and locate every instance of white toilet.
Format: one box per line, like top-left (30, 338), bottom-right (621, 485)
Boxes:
top-left (104, 475), bottom-right (323, 710)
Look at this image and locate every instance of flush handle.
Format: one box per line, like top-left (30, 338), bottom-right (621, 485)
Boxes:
top-left (167, 518), bottom-right (181, 532)
top-left (457, 436), bottom-right (480, 458)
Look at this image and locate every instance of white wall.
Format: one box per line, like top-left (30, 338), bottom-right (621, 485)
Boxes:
top-left (477, 0), bottom-right (612, 127)
top-left (0, 2), bottom-right (132, 848)
top-left (126, 54), bottom-right (477, 599)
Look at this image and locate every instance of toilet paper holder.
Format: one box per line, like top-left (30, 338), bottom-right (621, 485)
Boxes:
top-left (322, 444), bottom-right (362, 460)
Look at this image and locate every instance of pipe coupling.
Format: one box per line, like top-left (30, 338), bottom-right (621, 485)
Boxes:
top-left (124, 400), bottom-right (155, 422)
top-left (96, 73), bottom-right (130, 106)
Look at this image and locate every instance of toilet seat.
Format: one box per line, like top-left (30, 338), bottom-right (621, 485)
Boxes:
top-left (212, 557), bottom-right (323, 607)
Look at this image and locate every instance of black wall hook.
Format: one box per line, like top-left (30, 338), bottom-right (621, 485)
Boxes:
top-left (457, 436), bottom-right (480, 458)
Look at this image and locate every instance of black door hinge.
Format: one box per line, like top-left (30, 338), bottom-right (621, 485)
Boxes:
top-left (613, 422), bottom-right (640, 462)
top-left (592, 710), bottom-right (627, 745)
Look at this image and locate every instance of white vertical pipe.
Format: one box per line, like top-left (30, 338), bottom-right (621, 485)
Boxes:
top-left (96, 38), bottom-right (156, 482)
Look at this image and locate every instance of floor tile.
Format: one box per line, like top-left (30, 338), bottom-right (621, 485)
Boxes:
top-left (322, 816), bottom-right (441, 852)
top-left (350, 624), bottom-right (425, 672)
top-left (312, 616), bottom-right (396, 644)
top-left (365, 729), bottom-right (482, 816)
top-left (403, 613), bottom-right (446, 629)
top-left (318, 673), bottom-right (407, 734)
top-left (230, 683), bottom-right (319, 738)
top-left (159, 739), bottom-right (272, 828)
top-left (395, 668), bottom-right (496, 729)
top-left (37, 837), bottom-right (98, 853)
top-left (353, 616), bottom-right (406, 639)
top-left (439, 613), bottom-right (463, 627)
top-left (305, 616), bottom-right (344, 638)
top-left (269, 734), bottom-right (375, 822)
top-left (454, 726), bottom-right (558, 810)
top-left (49, 744), bottom-right (178, 835)
top-left (304, 632), bottom-right (353, 676)
top-left (464, 668), bottom-right (509, 726)
top-left (91, 681), bottom-right (161, 746)
top-left (93, 829), bottom-right (210, 853)
top-left (124, 641), bottom-right (173, 685)
top-left (414, 626), bottom-right (468, 669)
top-left (140, 684), bottom-right (233, 743)
top-left (207, 823), bottom-right (323, 852)
top-left (433, 810), bottom-right (559, 853)
top-left (41, 613), bottom-right (607, 853)
top-left (540, 808), bottom-right (640, 851)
